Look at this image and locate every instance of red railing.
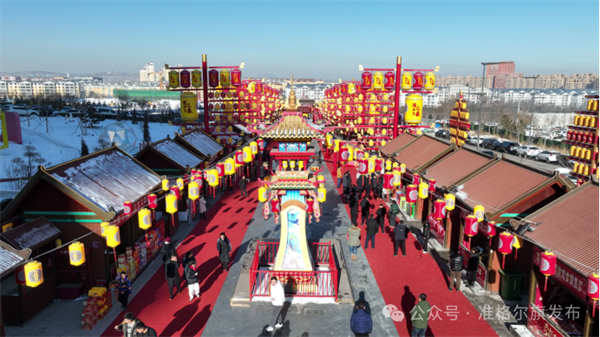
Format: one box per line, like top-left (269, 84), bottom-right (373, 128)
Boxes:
top-left (249, 241), bottom-right (338, 301)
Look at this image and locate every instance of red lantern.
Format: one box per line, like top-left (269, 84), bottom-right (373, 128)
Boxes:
top-left (123, 201), bottom-right (132, 215)
top-left (257, 139), bottom-right (265, 151)
top-left (340, 146), bottom-right (349, 162)
top-left (148, 194), bottom-right (157, 209)
top-left (208, 69), bottom-right (219, 87)
top-left (194, 175), bottom-right (203, 188)
top-left (384, 71), bottom-right (395, 90)
top-left (428, 179), bottom-right (436, 192)
top-left (498, 232), bottom-right (514, 268)
top-left (235, 150), bottom-right (244, 165)
top-left (412, 173), bottom-right (420, 186)
top-left (540, 251), bottom-right (557, 291)
top-left (464, 215), bottom-right (478, 237)
top-left (15, 265), bottom-right (26, 285)
top-left (375, 158), bottom-right (383, 172)
top-left (355, 149), bottom-right (364, 160)
top-left (180, 70), bottom-right (191, 88)
top-left (271, 198), bottom-right (280, 213)
top-left (341, 83), bottom-right (348, 95)
top-left (216, 163), bottom-right (225, 177)
top-left (413, 72), bottom-right (424, 90)
top-left (485, 221), bottom-right (496, 246)
top-left (170, 186), bottom-right (180, 200)
top-left (406, 185), bottom-right (418, 203)
top-left (588, 273), bottom-right (600, 317)
top-left (358, 158), bottom-right (368, 175)
top-left (231, 69), bottom-right (242, 87)
top-left (306, 198), bottom-right (314, 213)
top-left (360, 71), bottom-right (372, 90)
top-left (256, 83), bottom-right (263, 94)
top-left (433, 199), bottom-right (446, 220)
top-left (383, 172), bottom-right (394, 189)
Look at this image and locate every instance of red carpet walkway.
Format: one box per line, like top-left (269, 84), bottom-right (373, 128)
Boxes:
top-left (101, 181), bottom-right (260, 337)
top-left (324, 154), bottom-right (497, 337)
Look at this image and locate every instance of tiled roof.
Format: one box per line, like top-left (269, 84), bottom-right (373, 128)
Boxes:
top-left (179, 129), bottom-right (223, 156)
top-left (0, 245), bottom-right (24, 276)
top-left (393, 136), bottom-right (450, 171)
top-left (457, 160), bottom-right (549, 209)
top-left (1, 217), bottom-right (61, 250)
top-left (380, 133), bottom-right (416, 156)
top-left (262, 114), bottom-right (321, 139)
top-left (153, 138), bottom-right (203, 169)
top-left (423, 149), bottom-right (491, 187)
top-left (524, 183), bottom-right (599, 276)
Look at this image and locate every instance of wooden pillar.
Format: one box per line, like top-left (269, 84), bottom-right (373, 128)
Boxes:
top-left (416, 198), bottom-right (424, 220)
top-left (584, 302), bottom-right (594, 337)
top-left (528, 265), bottom-right (537, 304)
top-left (443, 211), bottom-right (451, 249)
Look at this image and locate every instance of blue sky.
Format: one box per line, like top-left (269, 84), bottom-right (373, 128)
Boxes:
top-left (1, 1), bottom-right (598, 80)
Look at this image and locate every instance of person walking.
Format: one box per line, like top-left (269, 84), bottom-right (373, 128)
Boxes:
top-left (239, 175), bottom-right (248, 197)
top-left (376, 174), bottom-right (383, 200)
top-left (449, 251), bottom-right (464, 291)
top-left (217, 233), bottom-right (232, 271)
top-left (349, 193), bottom-right (359, 226)
top-left (266, 276), bottom-right (286, 332)
top-left (199, 195), bottom-right (207, 219)
top-left (347, 223), bottom-right (361, 260)
top-left (337, 166), bottom-right (343, 188)
top-left (388, 200), bottom-right (400, 228)
top-left (161, 237), bottom-right (176, 263)
top-left (410, 293), bottom-right (431, 337)
top-left (393, 220), bottom-right (408, 256)
top-left (114, 312), bottom-right (141, 337)
top-left (466, 247), bottom-right (482, 287)
top-left (376, 204), bottom-right (387, 234)
top-left (360, 196), bottom-right (371, 226)
top-left (365, 214), bottom-right (377, 249)
top-left (185, 260), bottom-right (200, 301)
top-left (117, 272), bottom-right (132, 310)
top-left (350, 301), bottom-right (373, 337)
top-left (356, 174), bottom-right (363, 199)
top-left (421, 220), bottom-right (431, 253)
top-left (363, 174), bottom-right (371, 199)
top-left (134, 321), bottom-right (157, 337)
top-left (343, 171), bottom-right (352, 196)
top-left (165, 255), bottom-right (180, 300)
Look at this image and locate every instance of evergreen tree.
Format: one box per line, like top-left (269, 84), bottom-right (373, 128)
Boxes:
top-left (132, 110), bottom-right (138, 124)
top-left (143, 111), bottom-right (151, 144)
top-left (81, 139), bottom-right (89, 156)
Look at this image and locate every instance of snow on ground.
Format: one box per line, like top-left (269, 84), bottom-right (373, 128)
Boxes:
top-left (1, 116), bottom-right (182, 192)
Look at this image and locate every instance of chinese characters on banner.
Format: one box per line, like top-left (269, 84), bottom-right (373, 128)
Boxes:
top-left (527, 305), bottom-right (564, 337)
top-left (110, 198), bottom-right (148, 227)
top-left (533, 246), bottom-right (587, 300)
top-left (427, 214), bottom-right (444, 246)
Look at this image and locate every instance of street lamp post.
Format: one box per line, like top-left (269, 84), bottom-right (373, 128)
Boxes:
top-left (527, 76), bottom-right (539, 146)
top-left (477, 62), bottom-right (503, 151)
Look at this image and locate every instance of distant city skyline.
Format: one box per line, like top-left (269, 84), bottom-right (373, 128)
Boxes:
top-left (1, 1), bottom-right (598, 80)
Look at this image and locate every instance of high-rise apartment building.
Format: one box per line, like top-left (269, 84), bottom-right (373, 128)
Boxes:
top-left (140, 62), bottom-right (156, 82)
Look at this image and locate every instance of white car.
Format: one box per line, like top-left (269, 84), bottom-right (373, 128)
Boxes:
top-left (4, 105), bottom-right (40, 116)
top-left (536, 150), bottom-right (561, 163)
top-left (517, 145), bottom-right (541, 157)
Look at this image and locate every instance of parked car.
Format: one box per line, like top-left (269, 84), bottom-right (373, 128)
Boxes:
top-left (95, 107), bottom-right (118, 117)
top-left (482, 138), bottom-right (502, 150)
top-left (497, 141), bottom-right (521, 154)
top-left (3, 105), bottom-right (40, 116)
top-left (517, 145), bottom-right (541, 157)
top-left (55, 108), bottom-right (84, 117)
top-left (536, 150), bottom-right (561, 163)
top-left (435, 129), bottom-right (450, 139)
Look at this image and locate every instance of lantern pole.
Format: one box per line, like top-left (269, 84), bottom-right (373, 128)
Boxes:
top-left (393, 56), bottom-right (402, 138)
top-left (202, 54), bottom-right (209, 133)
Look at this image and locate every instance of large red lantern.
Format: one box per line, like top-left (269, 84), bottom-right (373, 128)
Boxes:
top-left (256, 83), bottom-right (263, 94)
top-left (588, 273), bottom-right (600, 317)
top-left (123, 201), bottom-right (132, 215)
top-left (412, 173), bottom-right (420, 186)
top-left (358, 158), bottom-right (368, 175)
top-left (413, 72), bottom-right (424, 90)
top-left (180, 70), bottom-right (191, 88)
top-left (384, 71), bottom-right (395, 90)
top-left (170, 186), bottom-right (180, 200)
top-left (355, 149), bottom-right (364, 160)
top-left (406, 185), bottom-right (418, 203)
top-left (216, 163), bottom-right (225, 177)
top-left (540, 251), bottom-right (557, 291)
top-left (15, 265), bottom-right (26, 285)
top-left (360, 71), bottom-right (372, 90)
top-left (383, 172), bottom-right (394, 189)
top-left (498, 232), bottom-right (514, 268)
top-left (340, 146), bottom-right (349, 163)
top-left (375, 158), bottom-right (383, 172)
top-left (235, 150), bottom-right (244, 165)
top-left (464, 215), bottom-right (478, 237)
top-left (484, 221), bottom-right (496, 246)
top-left (231, 69), bottom-right (242, 87)
top-left (209, 69), bottom-right (219, 87)
top-left (341, 83), bottom-right (348, 95)
top-left (433, 199), bottom-right (446, 220)
top-left (257, 139), bottom-right (265, 151)
top-left (271, 198), bottom-right (280, 213)
top-left (428, 179), bottom-right (436, 192)
top-left (306, 197), bottom-right (314, 213)
top-left (148, 194), bottom-right (157, 209)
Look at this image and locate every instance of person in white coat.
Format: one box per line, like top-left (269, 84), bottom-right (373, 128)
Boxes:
top-left (199, 196), bottom-right (207, 219)
top-left (266, 276), bottom-right (285, 332)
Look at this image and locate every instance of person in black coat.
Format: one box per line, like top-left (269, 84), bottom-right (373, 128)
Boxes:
top-left (466, 247), bottom-right (482, 287)
top-left (161, 237), bottom-right (176, 263)
top-left (349, 194), bottom-right (359, 225)
top-left (250, 165), bottom-right (257, 182)
top-left (449, 251), bottom-right (464, 291)
top-left (394, 220), bottom-right (409, 256)
top-left (365, 214), bottom-right (378, 249)
top-left (182, 251), bottom-right (196, 274)
top-left (376, 174), bottom-right (384, 200)
top-left (217, 233), bottom-right (232, 271)
top-left (239, 175), bottom-right (248, 197)
top-left (343, 171), bottom-right (352, 198)
top-left (164, 255), bottom-right (180, 300)
top-left (356, 175), bottom-right (363, 199)
top-left (375, 204), bottom-right (387, 234)
top-left (360, 196), bottom-right (371, 226)
top-left (421, 220), bottom-right (431, 253)
top-left (363, 176), bottom-right (371, 199)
